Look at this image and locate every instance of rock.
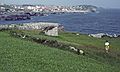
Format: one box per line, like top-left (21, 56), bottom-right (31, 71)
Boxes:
top-left (118, 35), bottom-right (120, 37)
top-left (113, 34), bottom-right (118, 38)
top-left (76, 33), bottom-right (79, 35)
top-left (89, 33), bottom-right (105, 38)
top-left (69, 46), bottom-right (76, 50)
top-left (106, 33), bottom-right (113, 38)
top-left (89, 33), bottom-right (120, 38)
top-left (79, 50), bottom-right (84, 54)
top-left (22, 35), bottom-right (26, 39)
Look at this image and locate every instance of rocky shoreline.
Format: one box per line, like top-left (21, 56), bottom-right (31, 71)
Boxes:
top-left (89, 33), bottom-right (120, 38)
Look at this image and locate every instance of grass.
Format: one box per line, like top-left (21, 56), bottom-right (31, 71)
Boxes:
top-left (0, 31), bottom-right (120, 72)
top-left (20, 30), bottom-right (120, 49)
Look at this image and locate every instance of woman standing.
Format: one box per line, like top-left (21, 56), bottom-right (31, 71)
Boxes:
top-left (105, 40), bottom-right (110, 53)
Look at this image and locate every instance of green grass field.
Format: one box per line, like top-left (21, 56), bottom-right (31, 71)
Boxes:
top-left (20, 30), bottom-right (120, 50)
top-left (0, 31), bottom-right (120, 72)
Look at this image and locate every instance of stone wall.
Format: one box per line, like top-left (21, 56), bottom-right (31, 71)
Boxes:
top-left (0, 22), bottom-right (59, 30)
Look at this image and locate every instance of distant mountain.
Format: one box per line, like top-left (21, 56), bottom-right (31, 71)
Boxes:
top-left (73, 5), bottom-right (98, 12)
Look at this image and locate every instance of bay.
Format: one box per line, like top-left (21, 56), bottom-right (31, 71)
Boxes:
top-left (0, 9), bottom-right (120, 34)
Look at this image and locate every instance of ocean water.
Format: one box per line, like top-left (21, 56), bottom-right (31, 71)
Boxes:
top-left (0, 9), bottom-right (120, 34)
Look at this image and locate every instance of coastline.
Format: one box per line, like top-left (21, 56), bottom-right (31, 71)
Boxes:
top-left (0, 22), bottom-right (120, 38)
top-left (1, 10), bottom-right (120, 35)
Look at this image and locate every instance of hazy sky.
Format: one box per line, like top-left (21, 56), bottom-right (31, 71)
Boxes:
top-left (0, 0), bottom-right (120, 8)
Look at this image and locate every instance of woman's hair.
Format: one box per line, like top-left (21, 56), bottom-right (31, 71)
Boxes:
top-left (106, 40), bottom-right (108, 42)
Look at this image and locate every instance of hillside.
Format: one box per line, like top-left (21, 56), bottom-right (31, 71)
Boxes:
top-left (0, 31), bottom-right (120, 72)
top-left (73, 5), bottom-right (98, 12)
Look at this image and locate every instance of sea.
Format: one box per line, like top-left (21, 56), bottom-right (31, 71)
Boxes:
top-left (0, 9), bottom-right (120, 35)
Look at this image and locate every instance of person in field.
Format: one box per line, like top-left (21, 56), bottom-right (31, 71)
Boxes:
top-left (105, 40), bottom-right (110, 53)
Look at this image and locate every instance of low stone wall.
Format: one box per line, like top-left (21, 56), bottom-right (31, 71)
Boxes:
top-left (10, 31), bottom-right (84, 55)
top-left (0, 22), bottom-right (59, 30)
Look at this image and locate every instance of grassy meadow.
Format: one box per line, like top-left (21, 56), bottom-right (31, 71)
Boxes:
top-left (0, 30), bottom-right (120, 72)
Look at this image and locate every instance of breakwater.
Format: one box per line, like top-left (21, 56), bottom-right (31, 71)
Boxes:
top-left (0, 22), bottom-right (60, 30)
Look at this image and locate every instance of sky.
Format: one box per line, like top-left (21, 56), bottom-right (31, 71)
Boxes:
top-left (0, 0), bottom-right (120, 8)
